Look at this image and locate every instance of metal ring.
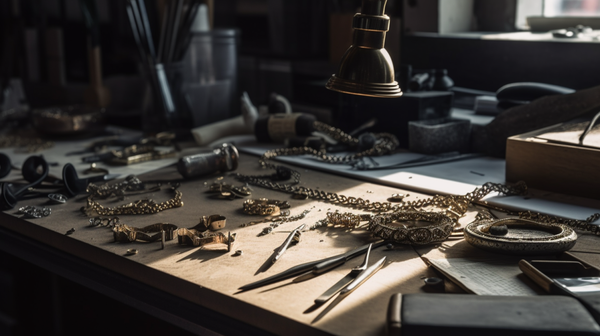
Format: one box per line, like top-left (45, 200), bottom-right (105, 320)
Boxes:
top-left (84, 163), bottom-right (109, 175)
top-left (48, 193), bottom-right (68, 204)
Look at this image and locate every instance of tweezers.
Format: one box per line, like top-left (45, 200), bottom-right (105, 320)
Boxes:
top-left (272, 224), bottom-right (305, 264)
top-left (315, 244), bottom-right (374, 304)
top-left (314, 244), bottom-right (387, 304)
top-left (238, 241), bottom-right (385, 292)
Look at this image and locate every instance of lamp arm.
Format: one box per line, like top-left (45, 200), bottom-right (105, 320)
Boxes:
top-left (361, 0), bottom-right (388, 16)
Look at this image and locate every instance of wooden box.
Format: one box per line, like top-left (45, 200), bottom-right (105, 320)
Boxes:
top-left (506, 126), bottom-right (600, 200)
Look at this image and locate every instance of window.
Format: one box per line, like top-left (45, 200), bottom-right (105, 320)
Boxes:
top-left (544, 0), bottom-right (600, 16)
top-left (517, 0), bottom-right (600, 29)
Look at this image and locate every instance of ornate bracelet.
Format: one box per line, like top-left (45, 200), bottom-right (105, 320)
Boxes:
top-left (113, 223), bottom-right (178, 243)
top-left (367, 211), bottom-right (455, 245)
top-left (243, 198), bottom-right (290, 216)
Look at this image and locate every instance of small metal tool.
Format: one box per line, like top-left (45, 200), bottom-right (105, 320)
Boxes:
top-left (340, 256), bottom-right (386, 296)
top-left (315, 244), bottom-right (374, 305)
top-left (272, 224), bottom-right (305, 264)
top-left (238, 241), bottom-right (384, 292)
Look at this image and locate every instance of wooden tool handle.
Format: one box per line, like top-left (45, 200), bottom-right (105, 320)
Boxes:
top-left (518, 259), bottom-right (553, 293)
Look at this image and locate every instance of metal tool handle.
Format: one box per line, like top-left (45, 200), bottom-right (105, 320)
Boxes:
top-left (340, 256), bottom-right (386, 296)
top-left (312, 241), bottom-right (386, 275)
top-left (272, 224), bottom-right (305, 263)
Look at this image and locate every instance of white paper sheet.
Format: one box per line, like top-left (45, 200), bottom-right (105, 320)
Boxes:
top-left (424, 257), bottom-right (538, 296)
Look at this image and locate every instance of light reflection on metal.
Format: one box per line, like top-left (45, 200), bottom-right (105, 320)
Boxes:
top-left (326, 0), bottom-right (402, 98)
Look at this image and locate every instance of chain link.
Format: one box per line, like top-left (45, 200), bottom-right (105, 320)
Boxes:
top-left (518, 211), bottom-right (600, 235)
top-left (235, 121), bottom-right (528, 223)
top-left (83, 176), bottom-right (183, 216)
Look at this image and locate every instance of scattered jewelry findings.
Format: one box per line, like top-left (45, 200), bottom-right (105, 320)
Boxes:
top-left (243, 198), bottom-right (290, 216)
top-left (125, 249), bottom-right (138, 256)
top-left (113, 223), bottom-right (178, 243)
top-left (89, 216), bottom-right (120, 227)
top-left (267, 209), bottom-right (312, 229)
top-left (177, 229), bottom-right (236, 252)
top-left (388, 193), bottom-right (405, 202)
top-left (65, 228), bottom-right (75, 235)
top-left (0, 133), bottom-right (54, 153)
top-left (233, 250), bottom-right (243, 256)
top-left (84, 163), bottom-right (109, 175)
top-left (47, 193), bottom-right (68, 204)
top-left (195, 215), bottom-right (227, 231)
top-left (18, 206), bottom-right (51, 219)
top-left (206, 182), bottom-right (252, 200)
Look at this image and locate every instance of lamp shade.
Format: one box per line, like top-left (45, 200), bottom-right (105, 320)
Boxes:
top-left (326, 0), bottom-right (402, 98)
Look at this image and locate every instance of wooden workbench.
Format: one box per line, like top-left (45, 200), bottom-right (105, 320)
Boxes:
top-left (2, 152), bottom-right (600, 335)
top-left (0, 153), bottom-right (442, 336)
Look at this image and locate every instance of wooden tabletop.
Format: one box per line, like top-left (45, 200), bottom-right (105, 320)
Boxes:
top-left (0, 152), bottom-right (446, 336)
top-left (3, 151), bottom-right (600, 335)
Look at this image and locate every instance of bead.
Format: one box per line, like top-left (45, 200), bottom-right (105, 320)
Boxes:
top-left (489, 224), bottom-right (508, 236)
top-left (125, 249), bottom-right (138, 256)
top-left (389, 193), bottom-right (405, 202)
top-left (424, 277), bottom-right (444, 287)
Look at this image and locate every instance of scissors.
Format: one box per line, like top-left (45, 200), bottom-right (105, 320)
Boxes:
top-left (314, 243), bottom-right (386, 305)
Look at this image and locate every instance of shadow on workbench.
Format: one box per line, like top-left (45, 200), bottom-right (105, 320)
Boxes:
top-left (0, 251), bottom-right (197, 336)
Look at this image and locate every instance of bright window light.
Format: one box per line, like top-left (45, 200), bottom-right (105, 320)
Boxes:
top-left (516, 0), bottom-right (600, 30)
top-left (544, 0), bottom-right (600, 16)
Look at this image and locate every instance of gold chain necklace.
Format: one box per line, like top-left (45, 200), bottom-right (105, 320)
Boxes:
top-left (82, 178), bottom-right (183, 216)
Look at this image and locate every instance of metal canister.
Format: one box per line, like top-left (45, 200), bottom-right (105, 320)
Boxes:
top-left (177, 143), bottom-right (239, 179)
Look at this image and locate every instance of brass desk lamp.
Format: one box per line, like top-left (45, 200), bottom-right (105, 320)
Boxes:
top-left (326, 0), bottom-right (402, 98)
